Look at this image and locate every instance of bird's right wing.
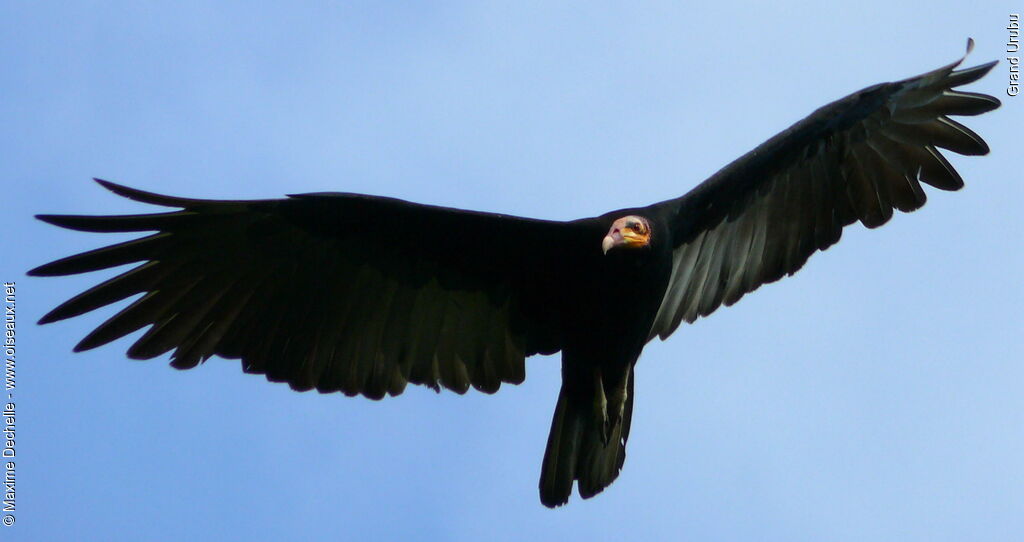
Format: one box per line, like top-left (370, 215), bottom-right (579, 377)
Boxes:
top-left (647, 40), bottom-right (1000, 341)
top-left (30, 180), bottom-right (591, 398)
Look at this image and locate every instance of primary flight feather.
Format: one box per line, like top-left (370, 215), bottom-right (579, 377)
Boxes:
top-left (30, 41), bottom-right (1000, 507)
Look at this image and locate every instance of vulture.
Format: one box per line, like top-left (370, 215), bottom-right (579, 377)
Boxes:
top-left (29, 42), bottom-right (1000, 507)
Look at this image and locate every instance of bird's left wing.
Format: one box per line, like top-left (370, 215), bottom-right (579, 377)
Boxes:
top-left (30, 180), bottom-right (587, 398)
top-left (647, 41), bottom-right (1000, 341)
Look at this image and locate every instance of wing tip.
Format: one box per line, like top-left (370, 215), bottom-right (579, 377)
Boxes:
top-left (25, 264), bottom-right (45, 278)
top-left (71, 339), bottom-right (96, 353)
top-left (955, 58), bottom-right (1000, 81)
top-left (93, 178), bottom-right (204, 207)
top-left (33, 213), bottom-right (102, 232)
top-left (954, 37), bottom-right (976, 70)
top-left (946, 40), bottom-right (1001, 89)
top-left (905, 38), bottom-right (999, 91)
top-left (35, 213), bottom-right (63, 226)
top-left (36, 309), bottom-right (66, 325)
top-left (26, 260), bottom-right (63, 277)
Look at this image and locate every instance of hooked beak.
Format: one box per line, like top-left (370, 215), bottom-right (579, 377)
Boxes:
top-left (602, 230), bottom-right (621, 255)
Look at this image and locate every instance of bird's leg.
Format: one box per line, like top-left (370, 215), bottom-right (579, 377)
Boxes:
top-left (607, 369), bottom-right (629, 434)
top-left (592, 368), bottom-right (610, 445)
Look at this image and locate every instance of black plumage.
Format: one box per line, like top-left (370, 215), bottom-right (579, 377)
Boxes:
top-left (29, 42), bottom-right (1000, 507)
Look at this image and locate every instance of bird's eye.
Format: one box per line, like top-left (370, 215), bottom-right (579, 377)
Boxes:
top-left (630, 222), bottom-right (644, 233)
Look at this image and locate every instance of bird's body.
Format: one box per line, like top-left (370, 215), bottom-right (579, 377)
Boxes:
top-left (539, 210), bottom-right (674, 504)
top-left (30, 42), bottom-right (1000, 507)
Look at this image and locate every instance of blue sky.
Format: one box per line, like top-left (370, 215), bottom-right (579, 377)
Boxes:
top-left (2, 2), bottom-right (1021, 541)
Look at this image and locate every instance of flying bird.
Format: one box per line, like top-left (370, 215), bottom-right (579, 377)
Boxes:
top-left (29, 42), bottom-right (1000, 507)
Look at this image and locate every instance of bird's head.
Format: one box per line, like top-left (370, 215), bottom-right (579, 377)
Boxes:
top-left (602, 215), bottom-right (652, 255)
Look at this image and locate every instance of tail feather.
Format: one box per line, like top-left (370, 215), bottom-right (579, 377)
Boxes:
top-left (539, 389), bottom-right (584, 507)
top-left (539, 369), bottom-right (634, 507)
